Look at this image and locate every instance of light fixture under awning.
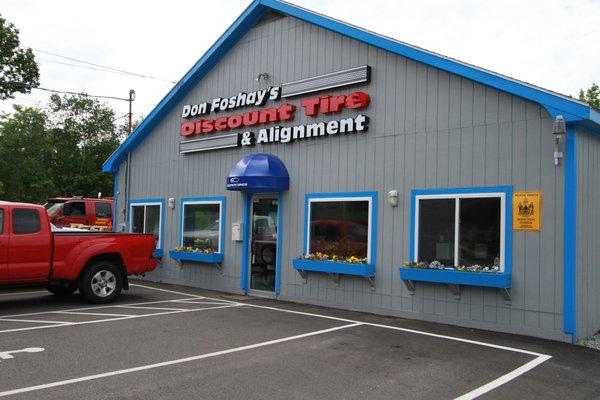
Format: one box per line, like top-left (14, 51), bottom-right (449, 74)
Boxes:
top-left (226, 153), bottom-right (289, 192)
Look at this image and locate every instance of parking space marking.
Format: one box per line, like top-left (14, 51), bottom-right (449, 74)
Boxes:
top-left (172, 300), bottom-right (233, 305)
top-left (0, 297), bottom-right (205, 320)
top-left (55, 311), bottom-right (133, 318)
top-left (117, 305), bottom-right (188, 312)
top-left (0, 291), bottom-right (47, 297)
top-left (0, 322), bottom-right (361, 398)
top-left (0, 318), bottom-right (72, 325)
top-left (0, 304), bottom-right (242, 335)
top-left (131, 283), bottom-right (553, 399)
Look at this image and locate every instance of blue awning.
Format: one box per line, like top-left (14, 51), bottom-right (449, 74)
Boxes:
top-left (226, 153), bottom-right (289, 192)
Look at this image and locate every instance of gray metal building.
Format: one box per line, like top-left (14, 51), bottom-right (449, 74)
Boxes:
top-left (103, 0), bottom-right (600, 343)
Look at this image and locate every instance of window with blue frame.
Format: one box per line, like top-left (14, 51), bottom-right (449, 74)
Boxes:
top-left (129, 200), bottom-right (164, 255)
top-left (304, 192), bottom-right (377, 264)
top-left (412, 188), bottom-right (509, 272)
top-left (180, 198), bottom-right (225, 254)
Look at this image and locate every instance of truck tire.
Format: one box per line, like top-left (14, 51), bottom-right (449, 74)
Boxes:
top-left (78, 261), bottom-right (123, 304)
top-left (47, 284), bottom-right (77, 297)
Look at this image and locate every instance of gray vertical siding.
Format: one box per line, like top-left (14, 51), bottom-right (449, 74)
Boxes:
top-left (576, 130), bottom-right (600, 339)
top-left (119, 14), bottom-right (570, 341)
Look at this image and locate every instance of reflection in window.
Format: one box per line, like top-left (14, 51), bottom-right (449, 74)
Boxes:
top-left (415, 194), bottom-right (504, 271)
top-left (130, 203), bottom-right (162, 249)
top-left (182, 203), bottom-right (221, 253)
top-left (418, 199), bottom-right (455, 267)
top-left (309, 200), bottom-right (369, 260)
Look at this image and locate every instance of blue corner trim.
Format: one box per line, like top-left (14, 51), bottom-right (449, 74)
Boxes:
top-left (409, 186), bottom-right (513, 277)
top-left (112, 171), bottom-right (118, 232)
top-left (399, 268), bottom-right (511, 288)
top-left (293, 259), bottom-right (375, 277)
top-left (275, 192), bottom-right (284, 296)
top-left (564, 128), bottom-right (577, 341)
top-left (102, 0), bottom-right (598, 173)
top-left (168, 250), bottom-right (224, 264)
top-left (179, 196), bottom-right (227, 256)
top-left (241, 192), bottom-right (251, 294)
top-left (302, 191), bottom-right (378, 266)
top-left (128, 198), bottom-right (166, 255)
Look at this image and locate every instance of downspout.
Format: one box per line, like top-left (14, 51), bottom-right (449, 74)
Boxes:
top-left (563, 126), bottom-right (577, 342)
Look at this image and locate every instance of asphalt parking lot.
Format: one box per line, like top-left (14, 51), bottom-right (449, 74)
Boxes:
top-left (0, 283), bottom-right (599, 400)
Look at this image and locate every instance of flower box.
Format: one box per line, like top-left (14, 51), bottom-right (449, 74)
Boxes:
top-left (399, 267), bottom-right (511, 288)
top-left (169, 250), bottom-right (224, 264)
top-left (153, 249), bottom-right (163, 258)
top-left (293, 259), bottom-right (375, 277)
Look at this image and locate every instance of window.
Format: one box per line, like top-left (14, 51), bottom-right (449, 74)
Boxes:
top-left (0, 209), bottom-right (3, 234)
top-left (180, 198), bottom-right (225, 253)
top-left (129, 201), bottom-right (163, 250)
top-left (64, 202), bottom-right (86, 217)
top-left (305, 192), bottom-right (377, 263)
top-left (413, 188), bottom-right (508, 271)
top-left (12, 209), bottom-right (41, 234)
top-left (95, 203), bottom-right (112, 218)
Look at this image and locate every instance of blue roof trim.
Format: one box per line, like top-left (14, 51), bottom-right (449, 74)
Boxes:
top-left (103, 0), bottom-right (599, 172)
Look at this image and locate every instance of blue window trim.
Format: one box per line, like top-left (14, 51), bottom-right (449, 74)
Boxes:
top-left (128, 198), bottom-right (165, 258)
top-left (103, 0), bottom-right (600, 173)
top-left (302, 191), bottom-right (378, 266)
top-left (563, 128), bottom-right (577, 341)
top-left (178, 196), bottom-right (227, 256)
top-left (409, 186), bottom-right (513, 275)
top-left (240, 191), bottom-right (284, 296)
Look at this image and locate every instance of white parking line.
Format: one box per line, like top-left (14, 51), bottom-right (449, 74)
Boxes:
top-left (0, 318), bottom-right (72, 325)
top-left (0, 323), bottom-right (360, 397)
top-left (0, 297), bottom-right (204, 320)
top-left (0, 291), bottom-right (47, 297)
top-left (172, 300), bottom-right (232, 305)
top-left (55, 311), bottom-right (133, 318)
top-left (117, 306), bottom-right (188, 312)
top-left (0, 304), bottom-right (241, 335)
top-left (131, 283), bottom-right (553, 399)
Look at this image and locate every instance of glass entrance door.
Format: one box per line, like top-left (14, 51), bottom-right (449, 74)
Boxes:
top-left (249, 194), bottom-right (278, 292)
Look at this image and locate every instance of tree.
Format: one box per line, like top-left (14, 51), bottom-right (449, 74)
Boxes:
top-left (579, 83), bottom-right (600, 109)
top-left (0, 106), bottom-right (54, 203)
top-left (0, 15), bottom-right (39, 99)
top-left (0, 94), bottom-right (128, 203)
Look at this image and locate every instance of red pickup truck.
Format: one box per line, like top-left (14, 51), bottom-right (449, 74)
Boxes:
top-left (0, 201), bottom-right (157, 303)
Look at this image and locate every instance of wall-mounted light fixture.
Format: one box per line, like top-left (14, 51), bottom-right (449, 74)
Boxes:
top-left (168, 197), bottom-right (176, 209)
top-left (255, 72), bottom-right (270, 83)
top-left (553, 115), bottom-right (566, 166)
top-left (388, 190), bottom-right (399, 207)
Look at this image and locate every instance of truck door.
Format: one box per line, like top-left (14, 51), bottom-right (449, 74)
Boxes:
top-left (7, 208), bottom-right (52, 282)
top-left (0, 207), bottom-right (8, 282)
top-left (58, 201), bottom-right (87, 228)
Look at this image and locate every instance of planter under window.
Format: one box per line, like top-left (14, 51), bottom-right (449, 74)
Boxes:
top-left (169, 250), bottom-right (224, 265)
top-left (292, 259), bottom-right (375, 288)
top-left (399, 267), bottom-right (511, 302)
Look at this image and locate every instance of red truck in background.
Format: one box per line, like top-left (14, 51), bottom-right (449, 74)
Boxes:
top-left (0, 201), bottom-right (157, 303)
top-left (45, 197), bottom-right (113, 230)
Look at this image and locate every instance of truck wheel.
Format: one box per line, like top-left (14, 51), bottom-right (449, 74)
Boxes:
top-left (79, 261), bottom-right (123, 304)
top-left (47, 284), bottom-right (77, 297)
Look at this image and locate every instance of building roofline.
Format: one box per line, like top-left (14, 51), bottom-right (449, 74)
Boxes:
top-left (103, 0), bottom-right (599, 173)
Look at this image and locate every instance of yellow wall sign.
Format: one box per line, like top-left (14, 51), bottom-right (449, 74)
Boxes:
top-left (513, 191), bottom-right (541, 231)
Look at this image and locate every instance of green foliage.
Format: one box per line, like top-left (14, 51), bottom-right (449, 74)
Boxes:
top-left (0, 14), bottom-right (39, 99)
top-left (0, 94), bottom-right (131, 204)
top-left (578, 83), bottom-right (600, 109)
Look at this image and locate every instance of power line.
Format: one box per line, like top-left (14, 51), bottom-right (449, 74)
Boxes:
top-left (33, 48), bottom-right (177, 83)
top-left (33, 86), bottom-right (130, 101)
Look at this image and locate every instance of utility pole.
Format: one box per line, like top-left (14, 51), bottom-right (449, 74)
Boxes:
top-left (128, 89), bottom-right (136, 134)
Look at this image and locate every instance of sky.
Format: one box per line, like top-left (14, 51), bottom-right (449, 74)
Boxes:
top-left (2, 0), bottom-right (599, 121)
